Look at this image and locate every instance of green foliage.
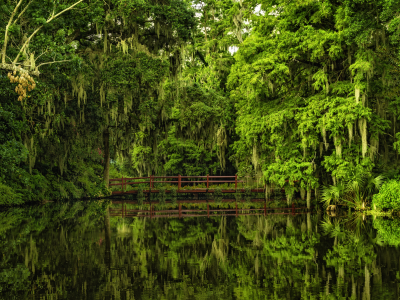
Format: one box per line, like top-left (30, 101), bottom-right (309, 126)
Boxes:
top-left (373, 218), bottom-right (400, 246)
top-left (158, 186), bottom-right (167, 204)
top-left (321, 183), bottom-right (346, 207)
top-left (3, 0), bottom-right (400, 207)
top-left (372, 180), bottom-right (400, 211)
top-left (0, 183), bottom-right (23, 206)
top-left (214, 187), bottom-right (223, 204)
top-left (226, 0), bottom-right (400, 205)
top-left (234, 190), bottom-right (242, 202)
top-left (137, 186), bottom-right (145, 205)
top-left (171, 187), bottom-right (178, 205)
top-left (0, 264), bottom-right (30, 293)
top-left (244, 186), bottom-right (252, 203)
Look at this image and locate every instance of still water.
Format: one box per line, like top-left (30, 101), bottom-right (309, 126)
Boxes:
top-left (1, 200), bottom-right (399, 299)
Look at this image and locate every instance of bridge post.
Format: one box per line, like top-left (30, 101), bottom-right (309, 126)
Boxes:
top-left (235, 174), bottom-right (237, 190)
top-left (207, 174), bottom-right (209, 189)
top-left (207, 204), bottom-right (209, 218)
top-left (178, 175), bottom-right (181, 190)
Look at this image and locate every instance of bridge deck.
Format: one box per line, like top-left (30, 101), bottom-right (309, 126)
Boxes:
top-left (109, 175), bottom-right (268, 195)
top-left (111, 188), bottom-right (265, 195)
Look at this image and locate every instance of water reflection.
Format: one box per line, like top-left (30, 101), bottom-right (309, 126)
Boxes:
top-left (0, 201), bottom-right (399, 299)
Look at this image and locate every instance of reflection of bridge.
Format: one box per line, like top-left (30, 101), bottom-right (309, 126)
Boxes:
top-left (109, 175), bottom-right (265, 195)
top-left (110, 200), bottom-right (308, 218)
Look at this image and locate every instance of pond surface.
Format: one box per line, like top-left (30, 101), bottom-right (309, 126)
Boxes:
top-left (1, 200), bottom-right (399, 299)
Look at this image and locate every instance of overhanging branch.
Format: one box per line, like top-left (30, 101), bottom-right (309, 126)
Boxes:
top-left (0, 63), bottom-right (40, 76)
top-left (13, 0), bottom-right (84, 64)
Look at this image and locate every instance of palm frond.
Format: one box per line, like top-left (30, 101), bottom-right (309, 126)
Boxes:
top-left (320, 217), bottom-right (334, 236)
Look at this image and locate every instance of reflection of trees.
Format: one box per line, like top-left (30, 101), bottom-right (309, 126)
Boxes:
top-left (1, 206), bottom-right (400, 299)
top-left (322, 216), bottom-right (396, 300)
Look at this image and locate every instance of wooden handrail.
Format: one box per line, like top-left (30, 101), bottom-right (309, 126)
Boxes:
top-left (109, 175), bottom-right (300, 194)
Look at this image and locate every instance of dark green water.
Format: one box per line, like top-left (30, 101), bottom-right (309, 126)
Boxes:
top-left (1, 201), bottom-right (399, 299)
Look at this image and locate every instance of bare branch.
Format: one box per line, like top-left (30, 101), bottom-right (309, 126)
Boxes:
top-left (12, 1), bottom-right (33, 25)
top-left (1, 0), bottom-right (26, 64)
top-left (46, 0), bottom-right (84, 23)
top-left (37, 59), bottom-right (72, 68)
top-left (34, 50), bottom-right (49, 62)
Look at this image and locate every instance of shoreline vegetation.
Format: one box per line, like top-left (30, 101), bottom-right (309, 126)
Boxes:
top-left (2, 0), bottom-right (400, 213)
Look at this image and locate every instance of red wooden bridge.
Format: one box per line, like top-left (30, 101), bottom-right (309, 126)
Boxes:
top-left (109, 175), bottom-right (265, 195)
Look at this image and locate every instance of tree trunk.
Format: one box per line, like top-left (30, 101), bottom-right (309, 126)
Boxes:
top-left (103, 128), bottom-right (110, 187)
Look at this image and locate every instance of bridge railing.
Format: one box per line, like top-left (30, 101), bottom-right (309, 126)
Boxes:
top-left (109, 175), bottom-right (246, 192)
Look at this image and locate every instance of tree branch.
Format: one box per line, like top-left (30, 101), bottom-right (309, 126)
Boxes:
top-left (1, 0), bottom-right (26, 64)
top-left (12, 0), bottom-right (33, 25)
top-left (13, 26), bottom-right (43, 63)
top-left (13, 0), bottom-right (84, 64)
top-left (47, 0), bottom-right (84, 23)
top-left (37, 59), bottom-right (72, 68)
top-left (0, 63), bottom-right (40, 76)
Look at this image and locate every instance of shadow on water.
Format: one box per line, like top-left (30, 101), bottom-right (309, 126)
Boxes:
top-left (0, 200), bottom-right (399, 299)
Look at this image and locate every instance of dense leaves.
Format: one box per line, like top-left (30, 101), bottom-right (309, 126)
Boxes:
top-left (2, 0), bottom-right (400, 205)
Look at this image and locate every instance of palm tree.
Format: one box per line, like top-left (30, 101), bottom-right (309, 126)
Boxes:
top-left (321, 183), bottom-right (346, 208)
top-left (320, 173), bottom-right (385, 210)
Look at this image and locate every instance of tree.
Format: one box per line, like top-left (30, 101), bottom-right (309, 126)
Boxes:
top-left (228, 0), bottom-right (400, 208)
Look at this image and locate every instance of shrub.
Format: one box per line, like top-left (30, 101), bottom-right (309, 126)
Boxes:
top-left (0, 183), bottom-right (23, 206)
top-left (372, 180), bottom-right (400, 210)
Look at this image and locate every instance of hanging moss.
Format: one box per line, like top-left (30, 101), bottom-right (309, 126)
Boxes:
top-left (359, 118), bottom-right (368, 158)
